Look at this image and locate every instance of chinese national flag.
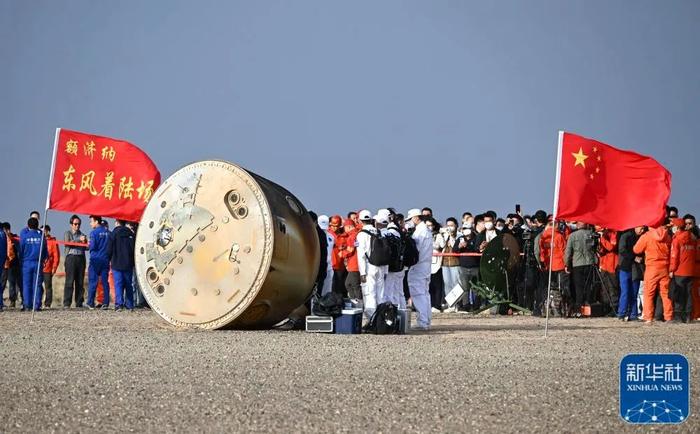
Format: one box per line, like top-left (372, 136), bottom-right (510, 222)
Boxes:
top-left (48, 128), bottom-right (161, 222)
top-left (556, 132), bottom-right (671, 231)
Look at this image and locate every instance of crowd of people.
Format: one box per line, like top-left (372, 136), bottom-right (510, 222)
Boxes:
top-left (2, 206), bottom-right (698, 330)
top-left (0, 211), bottom-right (144, 312)
top-left (311, 206), bottom-right (700, 329)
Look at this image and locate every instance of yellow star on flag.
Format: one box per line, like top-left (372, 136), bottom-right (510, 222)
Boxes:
top-left (572, 147), bottom-right (589, 168)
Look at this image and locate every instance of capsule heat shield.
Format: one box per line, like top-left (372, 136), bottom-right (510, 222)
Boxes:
top-left (135, 160), bottom-right (320, 329)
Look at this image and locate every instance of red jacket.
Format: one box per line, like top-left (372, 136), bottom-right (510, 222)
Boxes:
top-left (42, 236), bottom-right (61, 273)
top-left (633, 227), bottom-right (671, 269)
top-left (695, 238), bottom-right (700, 278)
top-left (598, 231), bottom-right (618, 274)
top-left (670, 230), bottom-right (696, 277)
top-left (539, 226), bottom-right (567, 272)
top-left (340, 230), bottom-right (359, 272)
top-left (329, 231), bottom-right (346, 271)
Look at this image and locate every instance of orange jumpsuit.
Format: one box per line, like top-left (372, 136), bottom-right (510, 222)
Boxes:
top-left (634, 227), bottom-right (672, 321)
top-left (539, 226), bottom-right (567, 272)
top-left (692, 238), bottom-right (700, 320)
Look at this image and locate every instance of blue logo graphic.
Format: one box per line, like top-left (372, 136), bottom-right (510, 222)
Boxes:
top-left (620, 354), bottom-right (689, 424)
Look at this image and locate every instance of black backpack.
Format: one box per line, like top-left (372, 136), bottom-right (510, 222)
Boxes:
top-left (401, 232), bottom-right (419, 268)
top-left (367, 302), bottom-right (400, 334)
top-left (361, 230), bottom-right (392, 266)
top-left (312, 292), bottom-right (344, 317)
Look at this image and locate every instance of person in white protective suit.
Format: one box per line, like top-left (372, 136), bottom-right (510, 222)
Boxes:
top-left (317, 215), bottom-right (335, 296)
top-left (356, 209), bottom-right (382, 322)
top-left (384, 214), bottom-right (407, 309)
top-left (406, 208), bottom-right (433, 330)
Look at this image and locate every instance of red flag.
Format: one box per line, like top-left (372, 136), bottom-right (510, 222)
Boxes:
top-left (48, 128), bottom-right (161, 222)
top-left (555, 132), bottom-right (671, 231)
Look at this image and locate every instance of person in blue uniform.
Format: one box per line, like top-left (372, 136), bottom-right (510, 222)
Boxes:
top-left (19, 217), bottom-right (48, 311)
top-left (87, 215), bottom-right (111, 309)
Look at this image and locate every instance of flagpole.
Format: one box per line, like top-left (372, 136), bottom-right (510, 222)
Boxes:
top-left (31, 128), bottom-right (60, 321)
top-left (544, 131), bottom-right (564, 338)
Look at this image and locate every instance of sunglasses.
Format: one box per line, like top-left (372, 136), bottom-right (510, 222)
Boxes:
top-left (72, 222), bottom-right (81, 226)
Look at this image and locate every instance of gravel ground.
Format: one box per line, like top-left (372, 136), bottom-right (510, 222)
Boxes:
top-left (0, 309), bottom-right (698, 433)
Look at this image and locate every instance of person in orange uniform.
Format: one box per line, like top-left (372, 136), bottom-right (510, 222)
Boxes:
top-left (538, 220), bottom-right (569, 316)
top-left (634, 225), bottom-right (673, 322)
top-left (328, 215), bottom-right (347, 296)
top-left (597, 227), bottom-right (619, 315)
top-left (41, 225), bottom-right (61, 309)
top-left (669, 218), bottom-right (697, 322)
top-left (687, 214), bottom-right (700, 320)
top-left (339, 218), bottom-right (361, 302)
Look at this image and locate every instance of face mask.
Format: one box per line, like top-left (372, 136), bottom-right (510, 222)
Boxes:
top-left (447, 226), bottom-right (456, 233)
top-left (404, 221), bottom-right (415, 230)
top-left (462, 229), bottom-right (472, 236)
top-left (464, 223), bottom-right (473, 229)
top-left (496, 225), bottom-right (504, 231)
top-left (568, 223), bottom-right (577, 230)
top-left (484, 222), bottom-right (494, 230)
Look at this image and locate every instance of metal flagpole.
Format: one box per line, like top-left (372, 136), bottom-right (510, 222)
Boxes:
top-left (31, 128), bottom-right (61, 321)
top-left (544, 131), bottom-right (564, 338)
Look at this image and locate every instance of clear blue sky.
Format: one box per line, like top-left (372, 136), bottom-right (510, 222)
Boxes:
top-left (1, 0), bottom-right (698, 231)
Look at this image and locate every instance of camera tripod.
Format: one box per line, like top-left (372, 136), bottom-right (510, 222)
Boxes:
top-left (581, 259), bottom-right (615, 314)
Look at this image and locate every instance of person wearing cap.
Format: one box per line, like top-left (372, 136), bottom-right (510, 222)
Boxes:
top-left (328, 215), bottom-right (347, 296)
top-left (317, 215), bottom-right (335, 296)
top-left (340, 218), bottom-right (361, 301)
top-left (373, 213), bottom-right (391, 304)
top-left (406, 208), bottom-right (432, 330)
top-left (384, 213), bottom-right (407, 308)
top-left (669, 218), bottom-right (696, 322)
top-left (356, 210), bottom-right (381, 321)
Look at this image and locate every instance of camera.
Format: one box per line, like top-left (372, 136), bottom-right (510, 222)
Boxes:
top-left (521, 228), bottom-right (533, 241)
top-left (585, 231), bottom-right (600, 251)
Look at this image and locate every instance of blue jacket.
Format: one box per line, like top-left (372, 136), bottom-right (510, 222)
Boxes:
top-left (107, 225), bottom-right (135, 271)
top-left (0, 230), bottom-right (7, 268)
top-left (19, 227), bottom-right (48, 263)
top-left (89, 226), bottom-right (111, 262)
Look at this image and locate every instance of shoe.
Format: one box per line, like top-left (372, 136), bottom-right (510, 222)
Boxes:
top-left (411, 324), bottom-right (431, 331)
top-left (100, 305), bottom-right (109, 310)
top-left (20, 307), bottom-right (27, 312)
top-left (431, 307), bottom-right (440, 313)
top-left (62, 306), bottom-right (70, 310)
top-left (115, 306), bottom-right (122, 312)
top-left (85, 304), bottom-right (95, 310)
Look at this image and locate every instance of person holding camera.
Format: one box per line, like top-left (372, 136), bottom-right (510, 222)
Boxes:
top-left (564, 222), bottom-right (597, 317)
top-left (440, 217), bottom-right (461, 310)
top-left (453, 219), bottom-right (480, 311)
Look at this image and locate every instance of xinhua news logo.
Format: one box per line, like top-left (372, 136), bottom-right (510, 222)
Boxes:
top-left (619, 354), bottom-right (690, 424)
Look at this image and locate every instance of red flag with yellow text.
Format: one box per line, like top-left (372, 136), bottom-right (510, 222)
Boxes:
top-left (48, 129), bottom-right (160, 222)
top-left (555, 132), bottom-right (671, 231)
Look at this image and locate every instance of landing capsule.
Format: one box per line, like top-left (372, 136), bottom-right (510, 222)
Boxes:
top-left (135, 160), bottom-right (320, 329)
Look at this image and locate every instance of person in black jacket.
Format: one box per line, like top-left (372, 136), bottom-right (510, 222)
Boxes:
top-left (107, 220), bottom-right (136, 311)
top-left (453, 222), bottom-right (480, 311)
top-left (616, 227), bottom-right (645, 321)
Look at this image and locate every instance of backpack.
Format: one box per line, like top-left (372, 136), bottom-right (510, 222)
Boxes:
top-left (312, 292), bottom-right (344, 317)
top-left (361, 230), bottom-right (392, 266)
top-left (366, 302), bottom-right (400, 334)
top-left (400, 232), bottom-right (419, 268)
top-left (386, 232), bottom-right (404, 272)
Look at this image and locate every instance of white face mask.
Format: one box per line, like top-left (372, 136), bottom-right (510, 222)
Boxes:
top-left (404, 221), bottom-right (415, 230)
top-left (496, 225), bottom-right (504, 231)
top-left (462, 229), bottom-right (472, 236)
top-left (464, 223), bottom-right (473, 229)
top-left (484, 222), bottom-right (494, 230)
